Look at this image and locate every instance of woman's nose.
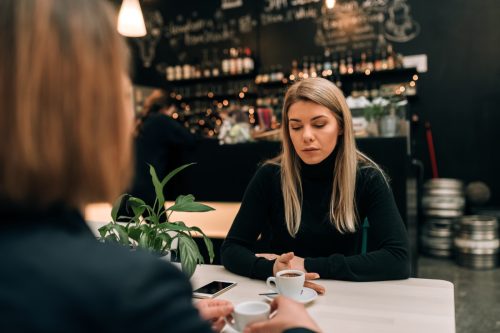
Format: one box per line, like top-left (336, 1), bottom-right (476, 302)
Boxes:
top-left (302, 126), bottom-right (314, 143)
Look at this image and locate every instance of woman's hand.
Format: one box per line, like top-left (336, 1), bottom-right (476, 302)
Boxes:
top-left (195, 299), bottom-right (234, 332)
top-left (256, 252), bottom-right (294, 275)
top-left (243, 296), bottom-right (321, 333)
top-left (256, 252), bottom-right (325, 294)
top-left (272, 252), bottom-right (295, 275)
top-left (304, 272), bottom-right (326, 295)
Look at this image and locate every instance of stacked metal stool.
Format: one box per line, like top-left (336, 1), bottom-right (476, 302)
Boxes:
top-left (420, 179), bottom-right (465, 258)
top-left (454, 215), bottom-right (499, 269)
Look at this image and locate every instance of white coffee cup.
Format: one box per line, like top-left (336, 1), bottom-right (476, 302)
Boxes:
top-left (266, 269), bottom-right (305, 299)
top-left (225, 301), bottom-right (270, 332)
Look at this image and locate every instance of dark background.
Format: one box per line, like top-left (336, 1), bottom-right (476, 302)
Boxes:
top-left (126, 0), bottom-right (500, 207)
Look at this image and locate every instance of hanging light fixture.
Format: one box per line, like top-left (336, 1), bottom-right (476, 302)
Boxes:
top-left (326, 0), bottom-right (336, 9)
top-left (117, 0), bottom-right (147, 37)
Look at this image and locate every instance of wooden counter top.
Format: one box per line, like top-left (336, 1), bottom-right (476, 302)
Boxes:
top-left (84, 201), bottom-right (239, 239)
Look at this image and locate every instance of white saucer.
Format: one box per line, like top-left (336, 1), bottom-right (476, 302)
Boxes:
top-left (263, 287), bottom-right (318, 304)
top-left (222, 324), bottom-right (241, 333)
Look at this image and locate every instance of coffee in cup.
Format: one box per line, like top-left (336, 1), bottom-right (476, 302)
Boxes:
top-left (266, 269), bottom-right (305, 299)
top-left (224, 301), bottom-right (270, 332)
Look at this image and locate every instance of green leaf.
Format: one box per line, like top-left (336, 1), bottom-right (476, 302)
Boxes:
top-left (168, 195), bottom-right (215, 212)
top-left (161, 163), bottom-right (196, 188)
top-left (157, 221), bottom-right (192, 232)
top-left (98, 224), bottom-right (111, 239)
top-left (157, 233), bottom-right (173, 254)
top-left (127, 197), bottom-right (147, 218)
top-left (149, 164), bottom-right (166, 211)
top-left (188, 226), bottom-right (214, 264)
top-left (110, 224), bottom-right (129, 246)
top-left (111, 194), bottom-right (127, 222)
top-left (128, 226), bottom-right (142, 242)
top-left (178, 234), bottom-right (204, 278)
top-left (138, 230), bottom-right (150, 249)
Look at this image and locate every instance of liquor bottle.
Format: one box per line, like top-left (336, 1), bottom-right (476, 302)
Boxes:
top-left (359, 51), bottom-right (367, 73)
top-left (236, 47), bottom-right (244, 74)
top-left (366, 50), bottom-right (374, 73)
top-left (201, 49), bottom-right (211, 78)
top-left (339, 53), bottom-right (347, 75)
top-left (316, 56), bottom-right (323, 75)
top-left (221, 49), bottom-right (230, 75)
top-left (309, 56), bottom-right (317, 77)
top-left (291, 59), bottom-right (299, 79)
top-left (301, 56), bottom-right (309, 78)
top-left (211, 48), bottom-right (220, 77)
top-left (331, 52), bottom-right (339, 76)
top-left (386, 44), bottom-right (395, 70)
top-left (243, 47), bottom-right (254, 74)
top-left (323, 50), bottom-right (332, 76)
top-left (229, 47), bottom-right (237, 75)
top-left (346, 51), bottom-right (354, 74)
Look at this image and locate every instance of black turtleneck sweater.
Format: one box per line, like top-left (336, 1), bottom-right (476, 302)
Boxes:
top-left (221, 151), bottom-right (410, 281)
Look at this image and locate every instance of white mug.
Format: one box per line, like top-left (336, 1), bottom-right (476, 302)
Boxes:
top-left (266, 269), bottom-right (305, 299)
top-left (224, 301), bottom-right (270, 332)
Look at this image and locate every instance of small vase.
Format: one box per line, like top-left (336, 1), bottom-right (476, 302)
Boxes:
top-left (378, 114), bottom-right (399, 137)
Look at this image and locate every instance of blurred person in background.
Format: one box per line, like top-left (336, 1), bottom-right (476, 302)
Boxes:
top-left (128, 88), bottom-right (196, 213)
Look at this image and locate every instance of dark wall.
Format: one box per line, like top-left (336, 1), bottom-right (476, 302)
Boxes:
top-left (129, 0), bottom-right (500, 206)
top-left (402, 0), bottom-right (500, 205)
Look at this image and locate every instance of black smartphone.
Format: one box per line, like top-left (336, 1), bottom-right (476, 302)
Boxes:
top-left (192, 280), bottom-right (237, 299)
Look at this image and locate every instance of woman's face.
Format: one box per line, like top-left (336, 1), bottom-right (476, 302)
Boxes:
top-left (288, 100), bottom-right (342, 165)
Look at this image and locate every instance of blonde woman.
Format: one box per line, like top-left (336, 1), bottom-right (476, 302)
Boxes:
top-left (221, 77), bottom-right (410, 282)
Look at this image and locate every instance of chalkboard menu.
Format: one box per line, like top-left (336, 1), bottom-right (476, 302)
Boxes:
top-left (131, 0), bottom-right (420, 84)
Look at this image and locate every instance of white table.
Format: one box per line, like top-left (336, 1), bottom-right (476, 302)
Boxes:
top-left (191, 265), bottom-right (455, 333)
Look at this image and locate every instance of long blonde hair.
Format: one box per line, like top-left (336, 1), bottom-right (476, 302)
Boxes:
top-left (0, 0), bottom-right (132, 208)
top-left (271, 77), bottom-right (383, 236)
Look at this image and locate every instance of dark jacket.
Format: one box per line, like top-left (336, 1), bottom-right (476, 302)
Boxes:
top-left (0, 204), bottom-right (212, 333)
top-left (131, 113), bottom-right (196, 207)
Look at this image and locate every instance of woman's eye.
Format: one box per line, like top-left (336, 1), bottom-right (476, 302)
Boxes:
top-left (290, 127), bottom-right (302, 131)
top-left (314, 123), bottom-right (326, 128)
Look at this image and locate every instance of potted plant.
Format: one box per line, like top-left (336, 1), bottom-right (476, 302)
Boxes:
top-left (98, 163), bottom-right (215, 278)
top-left (363, 97), bottom-right (399, 137)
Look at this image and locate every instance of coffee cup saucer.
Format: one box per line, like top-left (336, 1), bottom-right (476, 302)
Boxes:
top-left (223, 324), bottom-right (242, 333)
top-left (262, 287), bottom-right (318, 304)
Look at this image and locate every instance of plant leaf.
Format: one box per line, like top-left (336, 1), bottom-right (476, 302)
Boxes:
top-left (188, 226), bottom-right (214, 264)
top-left (98, 224), bottom-right (111, 239)
top-left (157, 233), bottom-right (173, 254)
top-left (128, 226), bottom-right (142, 242)
top-left (157, 221), bottom-right (192, 232)
top-left (149, 164), bottom-right (166, 211)
top-left (161, 163), bottom-right (196, 188)
top-left (178, 234), bottom-right (204, 278)
top-left (168, 195), bottom-right (215, 212)
top-left (127, 197), bottom-right (147, 219)
top-left (111, 194), bottom-right (127, 222)
top-left (111, 224), bottom-right (129, 246)
top-left (138, 230), bottom-right (150, 250)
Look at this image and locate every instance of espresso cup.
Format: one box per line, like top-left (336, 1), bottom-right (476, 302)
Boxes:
top-left (266, 269), bottom-right (305, 299)
top-left (224, 301), bottom-right (270, 332)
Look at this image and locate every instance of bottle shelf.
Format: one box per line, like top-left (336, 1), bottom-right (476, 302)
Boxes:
top-left (166, 72), bottom-right (255, 85)
top-left (175, 93), bottom-right (258, 102)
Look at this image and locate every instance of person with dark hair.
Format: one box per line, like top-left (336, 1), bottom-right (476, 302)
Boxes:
top-left (129, 89), bottom-right (196, 211)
